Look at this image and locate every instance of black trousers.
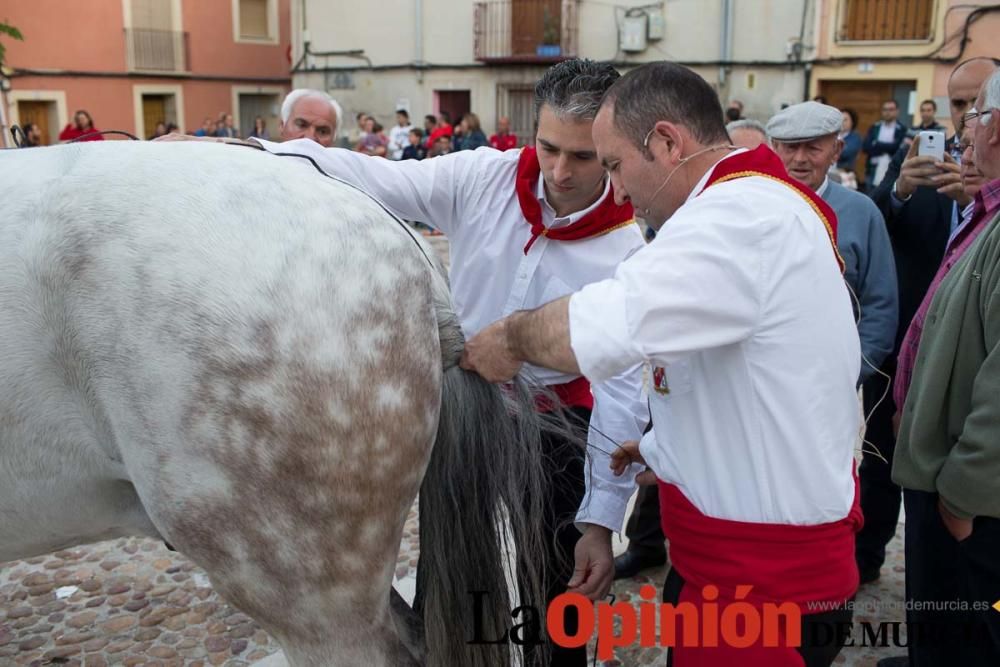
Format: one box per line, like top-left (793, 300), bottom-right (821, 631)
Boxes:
top-left (522, 406), bottom-right (591, 667)
top-left (623, 483), bottom-right (666, 556)
top-left (855, 367), bottom-right (902, 579)
top-left (623, 418), bottom-right (665, 557)
top-left (903, 489), bottom-right (1000, 666)
top-left (662, 567), bottom-right (853, 667)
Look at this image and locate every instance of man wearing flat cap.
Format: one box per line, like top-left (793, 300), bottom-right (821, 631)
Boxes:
top-left (769, 101), bottom-right (899, 388)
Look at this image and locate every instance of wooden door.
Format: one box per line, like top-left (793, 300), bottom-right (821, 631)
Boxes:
top-left (17, 101), bottom-right (51, 145)
top-left (511, 0), bottom-right (561, 56)
top-left (437, 91), bottom-right (471, 130)
top-left (142, 95), bottom-right (167, 139)
top-left (819, 80), bottom-right (895, 181)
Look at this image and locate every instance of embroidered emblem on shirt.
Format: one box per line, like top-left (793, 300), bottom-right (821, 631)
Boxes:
top-left (652, 366), bottom-right (670, 395)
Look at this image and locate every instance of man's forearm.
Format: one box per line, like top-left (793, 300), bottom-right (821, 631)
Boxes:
top-left (506, 296), bottom-right (581, 375)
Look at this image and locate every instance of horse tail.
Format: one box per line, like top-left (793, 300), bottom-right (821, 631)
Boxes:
top-left (418, 274), bottom-right (554, 667)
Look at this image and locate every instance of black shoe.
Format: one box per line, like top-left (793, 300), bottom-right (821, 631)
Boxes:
top-left (613, 550), bottom-right (666, 580)
top-left (876, 657), bottom-right (908, 667)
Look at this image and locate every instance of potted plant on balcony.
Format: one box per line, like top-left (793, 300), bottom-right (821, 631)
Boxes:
top-left (536, 6), bottom-right (561, 57)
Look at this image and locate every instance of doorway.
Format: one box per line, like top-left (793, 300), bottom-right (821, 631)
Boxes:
top-left (819, 79), bottom-right (916, 182)
top-left (435, 90), bottom-right (471, 129)
top-left (17, 100), bottom-right (56, 145)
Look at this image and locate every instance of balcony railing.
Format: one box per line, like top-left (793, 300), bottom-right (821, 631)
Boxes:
top-left (474, 0), bottom-right (578, 63)
top-left (124, 28), bottom-right (190, 72)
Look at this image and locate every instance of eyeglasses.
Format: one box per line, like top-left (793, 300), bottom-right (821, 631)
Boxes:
top-left (963, 108), bottom-right (995, 126)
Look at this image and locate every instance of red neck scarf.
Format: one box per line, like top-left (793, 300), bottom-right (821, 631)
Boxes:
top-left (515, 146), bottom-right (635, 254)
top-left (700, 145), bottom-right (844, 272)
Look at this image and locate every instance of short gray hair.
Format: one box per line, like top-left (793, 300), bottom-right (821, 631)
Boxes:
top-left (280, 89), bottom-right (342, 136)
top-left (533, 59), bottom-right (620, 124)
top-left (726, 119), bottom-right (769, 142)
top-left (985, 68), bottom-right (1000, 113)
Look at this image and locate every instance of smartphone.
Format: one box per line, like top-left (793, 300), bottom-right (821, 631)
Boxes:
top-left (917, 130), bottom-right (946, 161)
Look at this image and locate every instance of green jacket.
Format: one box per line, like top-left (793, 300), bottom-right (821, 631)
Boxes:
top-left (893, 209), bottom-right (1000, 520)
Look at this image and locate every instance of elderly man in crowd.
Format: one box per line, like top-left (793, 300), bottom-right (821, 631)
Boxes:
top-left (278, 89), bottom-right (342, 148)
top-left (859, 58), bottom-right (999, 590)
top-left (890, 68), bottom-right (1000, 667)
top-left (464, 61), bottom-right (862, 667)
top-left (726, 118), bottom-right (769, 150)
top-left (768, 101), bottom-right (898, 385)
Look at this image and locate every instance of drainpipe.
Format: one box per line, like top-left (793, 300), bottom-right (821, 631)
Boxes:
top-left (414, 0), bottom-right (424, 83)
top-left (719, 0), bottom-right (733, 92)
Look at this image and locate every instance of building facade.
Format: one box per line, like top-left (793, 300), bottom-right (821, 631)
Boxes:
top-left (2, 0), bottom-right (292, 146)
top-left (290, 0), bottom-right (813, 146)
top-left (290, 0), bottom-right (998, 154)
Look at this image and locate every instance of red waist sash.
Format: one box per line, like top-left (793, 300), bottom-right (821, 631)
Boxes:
top-left (657, 475), bottom-right (862, 666)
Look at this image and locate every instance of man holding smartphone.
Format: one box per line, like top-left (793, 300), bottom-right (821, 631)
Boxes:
top-left (857, 57), bottom-right (999, 594)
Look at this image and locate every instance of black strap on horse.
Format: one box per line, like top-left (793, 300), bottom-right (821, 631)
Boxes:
top-left (8, 125), bottom-right (140, 148)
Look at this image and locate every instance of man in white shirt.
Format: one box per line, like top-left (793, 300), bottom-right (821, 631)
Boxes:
top-left (463, 61), bottom-right (861, 667)
top-left (254, 59), bottom-right (648, 666)
top-left (387, 109), bottom-right (414, 160)
top-left (279, 89), bottom-right (342, 148)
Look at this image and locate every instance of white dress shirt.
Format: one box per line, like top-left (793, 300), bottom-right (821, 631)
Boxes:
top-left (388, 123), bottom-right (413, 160)
top-left (569, 151), bottom-right (860, 525)
top-left (256, 138), bottom-right (650, 531)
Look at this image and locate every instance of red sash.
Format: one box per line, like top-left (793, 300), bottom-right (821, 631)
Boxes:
top-left (535, 376), bottom-right (593, 413)
top-left (658, 477), bottom-right (862, 666)
top-left (700, 145), bottom-right (845, 272)
top-left (515, 147), bottom-right (635, 253)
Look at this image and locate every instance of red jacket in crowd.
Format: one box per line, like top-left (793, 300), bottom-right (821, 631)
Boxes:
top-left (489, 132), bottom-right (518, 151)
top-left (58, 124), bottom-right (105, 142)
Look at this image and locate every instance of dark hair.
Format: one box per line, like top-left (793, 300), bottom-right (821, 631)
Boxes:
top-left (533, 58), bottom-right (620, 124)
top-left (724, 107), bottom-right (741, 122)
top-left (166, 122), bottom-right (179, 133)
top-left (396, 109), bottom-right (409, 119)
top-left (424, 114), bottom-right (436, 125)
top-left (439, 110), bottom-right (451, 122)
top-left (842, 107), bottom-right (858, 131)
top-left (812, 95), bottom-right (827, 104)
top-left (601, 61), bottom-right (728, 154)
top-left (372, 122), bottom-right (384, 133)
top-left (883, 99), bottom-right (898, 109)
top-left (74, 110), bottom-right (95, 129)
top-left (918, 99), bottom-right (935, 111)
top-left (409, 127), bottom-right (423, 138)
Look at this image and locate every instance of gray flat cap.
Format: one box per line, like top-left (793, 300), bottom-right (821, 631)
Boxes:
top-left (766, 101), bottom-right (842, 142)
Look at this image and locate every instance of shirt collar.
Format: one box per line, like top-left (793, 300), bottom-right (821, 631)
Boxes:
top-left (536, 172), bottom-right (612, 227)
top-left (975, 178), bottom-right (1000, 218)
top-left (688, 147), bottom-right (750, 202)
top-left (816, 177), bottom-right (831, 196)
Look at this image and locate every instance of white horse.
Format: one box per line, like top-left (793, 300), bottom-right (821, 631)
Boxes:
top-left (0, 142), bottom-right (554, 666)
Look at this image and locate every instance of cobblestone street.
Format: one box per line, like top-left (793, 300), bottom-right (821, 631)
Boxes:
top-left (0, 233), bottom-right (906, 666)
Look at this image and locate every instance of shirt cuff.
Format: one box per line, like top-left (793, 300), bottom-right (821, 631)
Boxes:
top-left (569, 279), bottom-right (636, 384)
top-left (574, 472), bottom-right (637, 533)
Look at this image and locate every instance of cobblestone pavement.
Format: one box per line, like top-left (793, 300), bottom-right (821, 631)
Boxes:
top-left (0, 232), bottom-right (906, 666)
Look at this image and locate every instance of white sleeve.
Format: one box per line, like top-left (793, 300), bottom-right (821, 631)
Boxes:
top-left (568, 195), bottom-right (764, 383)
top-left (575, 362), bottom-right (649, 532)
top-left (256, 138), bottom-right (482, 236)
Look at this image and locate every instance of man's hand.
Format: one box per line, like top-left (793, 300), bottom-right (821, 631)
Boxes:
top-left (153, 132), bottom-right (254, 147)
top-left (938, 499), bottom-right (974, 542)
top-left (896, 137), bottom-right (943, 200)
top-left (460, 318), bottom-right (523, 382)
top-left (609, 440), bottom-right (658, 485)
top-left (933, 153), bottom-right (973, 207)
top-left (567, 525), bottom-right (614, 601)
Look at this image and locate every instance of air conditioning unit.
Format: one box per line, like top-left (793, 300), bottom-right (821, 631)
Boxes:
top-left (621, 15), bottom-right (648, 53)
